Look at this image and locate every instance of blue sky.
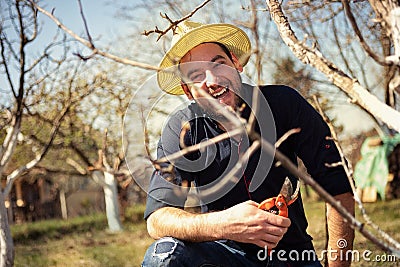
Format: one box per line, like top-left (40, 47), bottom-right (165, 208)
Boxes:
top-left (38, 0), bottom-right (126, 47)
top-left (1, 0), bottom-right (376, 137)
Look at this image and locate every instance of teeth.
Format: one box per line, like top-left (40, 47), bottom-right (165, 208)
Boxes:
top-left (212, 87), bottom-right (227, 97)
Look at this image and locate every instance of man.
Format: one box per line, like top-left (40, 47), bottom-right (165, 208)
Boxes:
top-left (141, 21), bottom-right (354, 267)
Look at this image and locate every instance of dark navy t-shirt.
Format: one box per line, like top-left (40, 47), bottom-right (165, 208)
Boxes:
top-left (144, 84), bottom-right (352, 258)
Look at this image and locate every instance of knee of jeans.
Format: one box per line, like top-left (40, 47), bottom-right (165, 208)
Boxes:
top-left (142, 237), bottom-right (182, 266)
top-left (152, 237), bottom-right (180, 261)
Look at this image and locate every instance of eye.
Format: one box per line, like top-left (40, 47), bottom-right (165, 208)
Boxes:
top-left (189, 72), bottom-right (205, 83)
top-left (213, 59), bottom-right (227, 69)
top-left (215, 59), bottom-right (225, 65)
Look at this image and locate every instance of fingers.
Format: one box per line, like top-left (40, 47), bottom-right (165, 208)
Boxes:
top-left (247, 200), bottom-right (291, 228)
top-left (268, 213), bottom-right (291, 228)
top-left (257, 213), bottom-right (291, 248)
top-left (243, 199), bottom-right (260, 207)
top-left (255, 239), bottom-right (280, 249)
top-left (264, 220), bottom-right (289, 236)
top-left (222, 201), bottom-right (291, 248)
top-left (252, 230), bottom-right (286, 249)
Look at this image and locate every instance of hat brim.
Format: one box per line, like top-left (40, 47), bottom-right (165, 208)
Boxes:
top-left (157, 23), bottom-right (251, 95)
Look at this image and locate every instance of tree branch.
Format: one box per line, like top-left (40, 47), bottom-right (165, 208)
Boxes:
top-left (266, 0), bottom-right (400, 132)
top-left (259, 131), bottom-right (400, 257)
top-left (3, 98), bottom-right (72, 195)
top-left (313, 95), bottom-right (400, 250)
top-left (341, 0), bottom-right (391, 66)
top-left (142, 0), bottom-right (212, 40)
top-left (29, 1), bottom-right (160, 71)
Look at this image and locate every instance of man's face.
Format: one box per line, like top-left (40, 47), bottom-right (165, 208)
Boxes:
top-left (179, 43), bottom-right (244, 112)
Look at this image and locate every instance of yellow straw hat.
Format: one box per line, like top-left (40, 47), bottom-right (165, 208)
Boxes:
top-left (157, 21), bottom-right (251, 95)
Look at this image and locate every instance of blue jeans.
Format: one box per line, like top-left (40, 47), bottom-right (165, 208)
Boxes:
top-left (141, 237), bottom-right (323, 267)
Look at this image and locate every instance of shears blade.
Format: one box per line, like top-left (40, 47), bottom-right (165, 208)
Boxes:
top-left (280, 177), bottom-right (299, 204)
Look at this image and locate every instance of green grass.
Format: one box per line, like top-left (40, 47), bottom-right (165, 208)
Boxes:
top-left (12, 200), bottom-right (400, 266)
top-left (12, 213), bottom-right (108, 243)
top-left (13, 205), bottom-right (153, 267)
top-left (303, 196), bottom-right (400, 266)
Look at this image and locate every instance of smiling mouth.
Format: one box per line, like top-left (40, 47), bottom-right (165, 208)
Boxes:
top-left (211, 87), bottom-right (229, 99)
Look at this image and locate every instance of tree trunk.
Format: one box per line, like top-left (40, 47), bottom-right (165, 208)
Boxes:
top-left (60, 189), bottom-right (68, 220)
top-left (0, 191), bottom-right (13, 267)
top-left (266, 0), bottom-right (400, 132)
top-left (103, 172), bottom-right (123, 232)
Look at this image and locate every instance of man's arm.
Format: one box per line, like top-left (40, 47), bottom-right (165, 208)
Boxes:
top-left (326, 192), bottom-right (355, 267)
top-left (147, 200), bottom-right (291, 249)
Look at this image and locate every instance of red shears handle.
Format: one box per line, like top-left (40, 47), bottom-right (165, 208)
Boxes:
top-left (257, 195), bottom-right (294, 255)
top-left (257, 194), bottom-right (289, 217)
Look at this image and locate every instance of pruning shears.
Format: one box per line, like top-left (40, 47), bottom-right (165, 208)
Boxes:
top-left (258, 177), bottom-right (299, 217)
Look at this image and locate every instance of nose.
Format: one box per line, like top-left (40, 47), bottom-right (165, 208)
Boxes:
top-left (204, 70), bottom-right (218, 88)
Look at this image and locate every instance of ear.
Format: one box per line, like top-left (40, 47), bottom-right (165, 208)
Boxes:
top-left (180, 83), bottom-right (194, 100)
top-left (230, 52), bottom-right (244, 72)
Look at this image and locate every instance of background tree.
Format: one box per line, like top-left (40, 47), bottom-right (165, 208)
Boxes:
top-left (0, 1), bottom-right (85, 265)
top-left (57, 63), bottom-right (138, 232)
top-left (265, 0), bottom-right (400, 131)
top-left (24, 62), bottom-right (127, 231)
top-left (0, 0), bottom-right (131, 264)
top-left (282, 0), bottom-right (397, 129)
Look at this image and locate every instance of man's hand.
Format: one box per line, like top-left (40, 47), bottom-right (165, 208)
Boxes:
top-left (219, 200), bottom-right (291, 248)
top-left (147, 200), bottom-right (290, 249)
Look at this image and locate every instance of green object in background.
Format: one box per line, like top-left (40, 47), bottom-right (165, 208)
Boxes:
top-left (354, 134), bottom-right (400, 200)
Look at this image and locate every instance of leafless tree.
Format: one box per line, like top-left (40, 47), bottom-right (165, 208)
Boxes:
top-left (0, 0), bottom-right (134, 264)
top-left (0, 0), bottom-right (98, 265)
top-left (266, 0), bottom-right (400, 132)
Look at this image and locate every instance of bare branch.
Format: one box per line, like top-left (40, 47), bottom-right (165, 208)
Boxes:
top-left (4, 99), bottom-right (71, 195)
top-left (66, 158), bottom-right (87, 175)
top-left (77, 0), bottom-right (94, 45)
top-left (0, 116), bottom-right (22, 177)
top-left (102, 129), bottom-right (112, 171)
top-left (245, 2), bottom-right (261, 136)
top-left (258, 130), bottom-right (400, 256)
top-left (142, 0), bottom-right (212, 41)
top-left (341, 0), bottom-right (390, 66)
top-left (30, 1), bottom-right (160, 71)
top-left (275, 128), bottom-right (301, 148)
top-left (266, 0), bottom-right (400, 132)
top-left (157, 127), bottom-right (244, 165)
top-left (313, 95), bottom-right (400, 252)
top-left (0, 36), bottom-right (16, 97)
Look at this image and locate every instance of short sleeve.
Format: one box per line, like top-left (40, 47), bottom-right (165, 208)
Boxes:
top-left (143, 110), bottom-right (193, 220)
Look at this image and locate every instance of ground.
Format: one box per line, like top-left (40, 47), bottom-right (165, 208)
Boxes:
top-left (12, 197), bottom-right (400, 266)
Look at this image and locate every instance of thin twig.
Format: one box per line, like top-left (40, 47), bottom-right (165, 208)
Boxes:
top-left (341, 0), bottom-right (390, 66)
top-left (156, 127), bottom-right (244, 164)
top-left (186, 140), bottom-right (261, 201)
top-left (142, 0), bottom-right (212, 41)
top-left (77, 0), bottom-right (93, 46)
top-left (275, 128), bottom-right (301, 148)
top-left (30, 1), bottom-right (160, 71)
top-left (313, 95), bottom-right (400, 251)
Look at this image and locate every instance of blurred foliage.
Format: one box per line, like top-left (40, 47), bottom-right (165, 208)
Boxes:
top-left (11, 213), bottom-right (107, 244)
top-left (122, 204), bottom-right (146, 224)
